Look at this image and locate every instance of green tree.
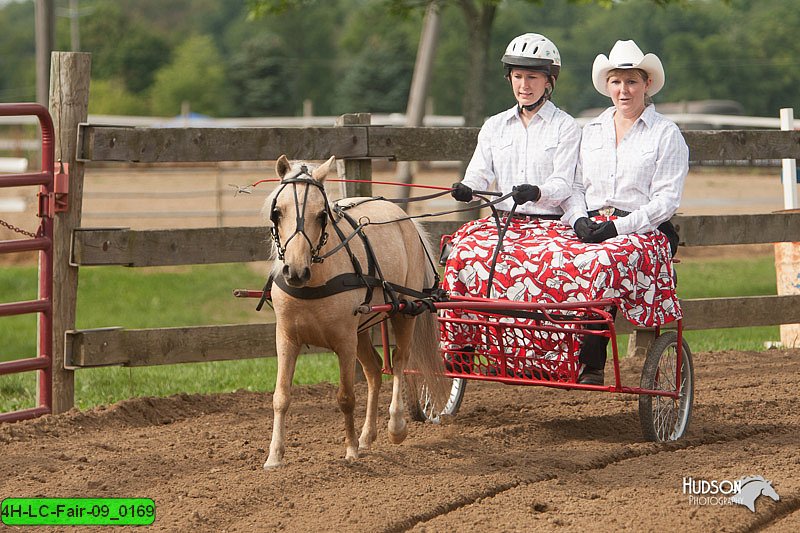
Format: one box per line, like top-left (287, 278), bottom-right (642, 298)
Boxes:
top-left (149, 35), bottom-right (231, 116)
top-left (334, 36), bottom-right (415, 113)
top-left (228, 34), bottom-right (297, 116)
top-left (0, 1), bottom-right (35, 101)
top-left (332, 1), bottom-right (420, 114)
top-left (240, 0), bottom-right (343, 116)
top-left (89, 78), bottom-right (151, 116)
top-left (249, 0), bottom-right (685, 126)
top-left (80, 2), bottom-right (170, 94)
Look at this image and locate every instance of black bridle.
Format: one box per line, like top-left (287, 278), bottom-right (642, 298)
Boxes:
top-left (269, 165), bottom-right (331, 264)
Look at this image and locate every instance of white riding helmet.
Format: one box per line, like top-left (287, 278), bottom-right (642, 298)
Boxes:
top-left (501, 33), bottom-right (561, 80)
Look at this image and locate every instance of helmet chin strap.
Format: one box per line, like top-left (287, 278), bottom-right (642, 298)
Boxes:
top-left (519, 93), bottom-right (547, 112)
top-left (515, 80), bottom-right (554, 113)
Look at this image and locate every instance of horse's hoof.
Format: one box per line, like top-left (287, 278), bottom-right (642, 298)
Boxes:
top-left (388, 426), bottom-right (408, 444)
top-left (263, 456), bottom-right (283, 470)
top-left (358, 432), bottom-right (377, 451)
top-left (345, 448), bottom-right (359, 461)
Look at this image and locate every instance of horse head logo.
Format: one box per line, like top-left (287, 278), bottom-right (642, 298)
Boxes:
top-left (731, 476), bottom-right (780, 512)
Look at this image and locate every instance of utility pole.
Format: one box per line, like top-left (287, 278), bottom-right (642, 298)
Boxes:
top-left (57, 0), bottom-right (91, 52)
top-left (35, 0), bottom-right (56, 107)
top-left (395, 1), bottom-right (441, 205)
top-left (69, 0), bottom-right (80, 51)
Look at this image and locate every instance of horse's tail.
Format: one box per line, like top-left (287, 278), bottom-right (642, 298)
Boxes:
top-left (406, 220), bottom-right (449, 406)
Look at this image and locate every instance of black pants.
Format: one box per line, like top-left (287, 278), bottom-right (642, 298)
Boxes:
top-left (656, 220), bottom-right (680, 257)
top-left (578, 307), bottom-right (617, 369)
top-left (578, 219), bottom-right (679, 369)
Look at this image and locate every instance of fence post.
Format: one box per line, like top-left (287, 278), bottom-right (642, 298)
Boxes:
top-left (780, 108), bottom-right (798, 210)
top-left (774, 108), bottom-right (800, 348)
top-left (334, 114), bottom-right (373, 381)
top-left (334, 113), bottom-right (372, 198)
top-left (626, 329), bottom-right (655, 358)
top-left (48, 51), bottom-right (91, 413)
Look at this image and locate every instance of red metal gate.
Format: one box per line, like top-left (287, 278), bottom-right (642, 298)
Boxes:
top-left (0, 103), bottom-right (60, 423)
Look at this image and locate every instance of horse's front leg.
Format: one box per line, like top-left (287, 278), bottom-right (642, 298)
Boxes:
top-left (336, 345), bottom-right (360, 460)
top-left (356, 331), bottom-right (383, 451)
top-left (264, 333), bottom-right (300, 470)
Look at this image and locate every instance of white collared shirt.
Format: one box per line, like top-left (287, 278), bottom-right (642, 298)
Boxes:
top-left (461, 101), bottom-right (581, 215)
top-left (561, 105), bottom-right (689, 234)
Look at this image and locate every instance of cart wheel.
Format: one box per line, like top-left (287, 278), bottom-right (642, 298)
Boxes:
top-left (406, 377), bottom-right (466, 424)
top-left (638, 330), bottom-right (694, 442)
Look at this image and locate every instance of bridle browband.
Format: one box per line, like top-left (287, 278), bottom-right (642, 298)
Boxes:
top-left (269, 165), bottom-right (331, 264)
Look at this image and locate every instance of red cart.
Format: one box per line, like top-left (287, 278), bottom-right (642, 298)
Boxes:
top-left (361, 294), bottom-right (693, 442)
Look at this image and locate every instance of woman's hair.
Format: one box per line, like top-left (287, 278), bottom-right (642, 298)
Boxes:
top-left (607, 67), bottom-right (653, 106)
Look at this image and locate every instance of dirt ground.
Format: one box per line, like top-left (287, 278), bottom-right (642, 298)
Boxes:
top-left (1, 347), bottom-right (798, 532)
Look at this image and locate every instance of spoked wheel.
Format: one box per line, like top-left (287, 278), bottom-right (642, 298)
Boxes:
top-left (406, 377), bottom-right (466, 424)
top-left (638, 330), bottom-right (694, 442)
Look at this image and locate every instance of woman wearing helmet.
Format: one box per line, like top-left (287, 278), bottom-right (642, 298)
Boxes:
top-left (441, 33), bottom-right (580, 378)
top-left (450, 33), bottom-right (579, 212)
top-left (561, 40), bottom-right (689, 385)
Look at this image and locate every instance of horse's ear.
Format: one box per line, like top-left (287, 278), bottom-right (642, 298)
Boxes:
top-left (311, 156), bottom-right (336, 183)
top-left (276, 155), bottom-right (291, 180)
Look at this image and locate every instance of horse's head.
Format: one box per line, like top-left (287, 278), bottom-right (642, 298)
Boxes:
top-left (265, 154), bottom-right (336, 287)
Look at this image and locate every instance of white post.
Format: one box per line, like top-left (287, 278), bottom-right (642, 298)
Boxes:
top-left (776, 107), bottom-right (800, 348)
top-left (780, 108), bottom-right (797, 209)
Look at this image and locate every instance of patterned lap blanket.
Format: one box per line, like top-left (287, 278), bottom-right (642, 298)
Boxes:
top-left (440, 215), bottom-right (681, 379)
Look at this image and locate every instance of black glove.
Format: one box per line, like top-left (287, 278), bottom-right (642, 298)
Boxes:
top-left (511, 184), bottom-right (541, 205)
top-left (585, 221), bottom-right (618, 243)
top-left (573, 217), bottom-right (599, 241)
top-left (451, 182), bottom-right (473, 202)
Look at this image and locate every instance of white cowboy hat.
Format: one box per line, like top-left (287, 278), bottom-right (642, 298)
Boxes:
top-left (591, 40), bottom-right (665, 97)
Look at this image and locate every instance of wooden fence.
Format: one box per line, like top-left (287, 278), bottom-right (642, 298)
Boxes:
top-left (44, 53), bottom-right (800, 412)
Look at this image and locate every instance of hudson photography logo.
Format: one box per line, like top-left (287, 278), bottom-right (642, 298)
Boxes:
top-left (682, 476), bottom-right (780, 511)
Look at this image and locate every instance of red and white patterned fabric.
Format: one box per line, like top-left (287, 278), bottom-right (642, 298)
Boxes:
top-left (440, 215), bottom-right (681, 377)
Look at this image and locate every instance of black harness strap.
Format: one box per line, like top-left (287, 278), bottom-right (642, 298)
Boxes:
top-left (270, 272), bottom-right (437, 302)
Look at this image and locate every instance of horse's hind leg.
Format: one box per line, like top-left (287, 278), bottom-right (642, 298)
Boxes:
top-left (264, 333), bottom-right (300, 470)
top-left (356, 331), bottom-right (383, 451)
top-left (387, 317), bottom-right (415, 444)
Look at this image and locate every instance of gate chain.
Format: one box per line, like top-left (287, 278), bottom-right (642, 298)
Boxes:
top-left (0, 217), bottom-right (39, 239)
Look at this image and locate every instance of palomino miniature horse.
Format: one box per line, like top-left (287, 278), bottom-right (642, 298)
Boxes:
top-left (263, 155), bottom-right (444, 469)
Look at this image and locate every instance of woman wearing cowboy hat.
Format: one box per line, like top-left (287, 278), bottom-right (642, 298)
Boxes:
top-left (561, 39), bottom-right (689, 385)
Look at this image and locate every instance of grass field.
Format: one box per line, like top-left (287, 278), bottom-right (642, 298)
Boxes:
top-left (0, 254), bottom-right (782, 412)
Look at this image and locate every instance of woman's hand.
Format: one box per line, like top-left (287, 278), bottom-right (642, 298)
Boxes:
top-left (574, 217), bottom-right (599, 241)
top-left (451, 182), bottom-right (474, 202)
top-left (511, 184), bottom-right (541, 204)
top-left (584, 221), bottom-right (618, 242)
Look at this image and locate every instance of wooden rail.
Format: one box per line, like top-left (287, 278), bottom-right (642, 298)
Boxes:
top-left (78, 125), bottom-right (800, 163)
top-left (63, 213), bottom-right (800, 367)
top-left (42, 53), bottom-right (800, 412)
top-left (67, 124), bottom-right (800, 369)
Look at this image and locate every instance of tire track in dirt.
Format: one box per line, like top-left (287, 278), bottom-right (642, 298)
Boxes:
top-left (392, 420), bottom-right (791, 532)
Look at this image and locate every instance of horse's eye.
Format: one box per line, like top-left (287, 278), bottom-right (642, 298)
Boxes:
top-left (316, 211), bottom-right (327, 223)
top-left (271, 208), bottom-right (282, 222)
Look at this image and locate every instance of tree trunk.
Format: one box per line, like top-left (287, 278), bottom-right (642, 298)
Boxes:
top-left (459, 0), bottom-right (496, 128)
top-left (457, 1), bottom-right (496, 221)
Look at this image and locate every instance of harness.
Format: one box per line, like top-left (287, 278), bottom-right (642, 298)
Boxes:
top-left (262, 168), bottom-right (523, 325)
top-left (262, 169), bottom-right (447, 324)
